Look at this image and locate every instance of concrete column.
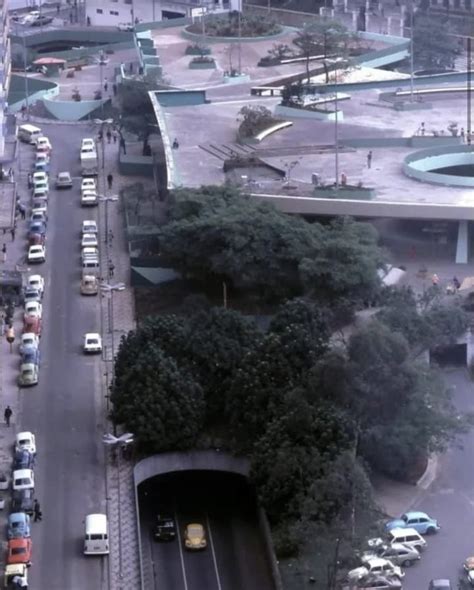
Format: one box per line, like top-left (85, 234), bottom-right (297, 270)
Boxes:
top-left (455, 220), bottom-right (469, 264)
top-left (352, 9), bottom-right (358, 29)
top-left (330, 8), bottom-right (335, 17)
top-left (399, 17), bottom-right (404, 37)
top-left (387, 15), bottom-right (392, 34)
top-left (343, 0), bottom-right (348, 11)
top-left (365, 12), bottom-right (370, 31)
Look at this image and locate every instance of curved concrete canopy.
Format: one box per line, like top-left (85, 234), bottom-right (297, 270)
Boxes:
top-left (403, 145), bottom-right (474, 187)
top-left (133, 450), bottom-right (250, 486)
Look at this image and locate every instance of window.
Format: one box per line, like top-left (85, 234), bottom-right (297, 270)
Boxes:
top-left (96, 8), bottom-right (103, 13)
top-left (110, 10), bottom-right (119, 15)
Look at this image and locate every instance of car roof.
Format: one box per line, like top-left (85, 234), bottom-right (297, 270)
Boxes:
top-left (389, 527), bottom-right (421, 536)
top-left (28, 274), bottom-right (42, 281)
top-left (404, 511), bottom-right (429, 519)
top-left (13, 469), bottom-right (33, 477)
top-left (17, 431), bottom-right (34, 439)
top-left (9, 512), bottom-right (27, 521)
top-left (367, 558), bottom-right (391, 567)
top-left (85, 332), bottom-right (100, 338)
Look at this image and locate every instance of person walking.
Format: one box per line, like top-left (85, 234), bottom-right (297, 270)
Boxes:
top-left (106, 129), bottom-right (112, 144)
top-left (4, 406), bottom-right (12, 426)
top-left (432, 273), bottom-right (440, 286)
top-left (367, 150), bottom-right (373, 169)
top-left (108, 260), bottom-right (115, 278)
top-left (113, 130), bottom-right (118, 144)
top-left (112, 83), bottom-right (118, 97)
top-left (107, 174), bottom-right (113, 189)
top-left (33, 499), bottom-right (42, 522)
top-left (2, 243), bottom-right (7, 263)
top-left (119, 137), bottom-right (126, 154)
top-left (103, 77), bottom-right (108, 93)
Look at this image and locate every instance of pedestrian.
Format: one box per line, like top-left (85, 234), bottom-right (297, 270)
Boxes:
top-left (108, 229), bottom-right (114, 245)
top-left (453, 276), bottom-right (461, 290)
top-left (119, 137), bottom-right (126, 155)
top-left (367, 150), bottom-right (372, 168)
top-left (4, 406), bottom-right (12, 427)
top-left (27, 173), bottom-right (33, 189)
top-left (10, 226), bottom-right (15, 242)
top-left (112, 83), bottom-right (118, 97)
top-left (69, 11), bottom-right (73, 23)
top-left (33, 499), bottom-right (42, 522)
top-left (461, 127), bottom-right (466, 142)
top-left (129, 63), bottom-right (133, 74)
top-left (20, 105), bottom-right (26, 119)
top-left (113, 130), bottom-right (117, 143)
top-left (106, 129), bottom-right (112, 144)
top-left (108, 260), bottom-right (115, 278)
top-left (19, 203), bottom-right (26, 220)
top-left (104, 81), bottom-right (108, 93)
top-left (172, 138), bottom-right (179, 149)
top-left (107, 173), bottom-right (113, 189)
top-left (87, 15), bottom-right (91, 26)
top-left (420, 122), bottom-right (425, 136)
top-left (432, 273), bottom-right (439, 286)
top-left (2, 243), bottom-right (7, 263)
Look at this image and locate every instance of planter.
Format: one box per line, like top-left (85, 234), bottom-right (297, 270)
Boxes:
top-left (223, 73), bottom-right (250, 85)
top-left (189, 59), bottom-right (216, 70)
top-left (313, 186), bottom-right (375, 200)
top-left (185, 46), bottom-right (211, 56)
top-left (275, 104), bottom-right (344, 122)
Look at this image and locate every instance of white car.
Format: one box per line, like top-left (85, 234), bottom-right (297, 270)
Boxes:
top-left (81, 178), bottom-right (96, 192)
top-left (117, 22), bottom-right (134, 31)
top-left (30, 211), bottom-right (47, 225)
top-left (36, 136), bottom-right (52, 153)
top-left (83, 333), bottom-right (102, 354)
top-left (81, 233), bottom-right (98, 248)
top-left (33, 171), bottom-right (48, 185)
top-left (27, 245), bottom-right (46, 263)
top-left (35, 152), bottom-right (49, 165)
top-left (82, 247), bottom-right (99, 262)
top-left (32, 182), bottom-right (49, 197)
top-left (81, 138), bottom-right (96, 152)
top-left (15, 432), bottom-right (36, 455)
top-left (27, 275), bottom-right (44, 295)
top-left (21, 11), bottom-right (40, 24)
top-left (24, 301), bottom-right (42, 320)
top-left (19, 333), bottom-right (39, 354)
top-left (82, 220), bottom-right (98, 235)
top-left (348, 558), bottom-right (404, 582)
top-left (81, 191), bottom-right (98, 206)
top-left (19, 363), bottom-right (39, 387)
top-left (12, 469), bottom-right (34, 491)
top-left (31, 201), bottom-right (47, 216)
top-left (56, 171), bottom-right (73, 189)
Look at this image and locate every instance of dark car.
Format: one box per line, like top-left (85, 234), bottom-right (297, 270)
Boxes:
top-left (23, 288), bottom-right (41, 304)
top-left (20, 348), bottom-right (40, 366)
top-left (11, 489), bottom-right (35, 516)
top-left (153, 515), bottom-right (176, 541)
top-left (31, 15), bottom-right (53, 26)
top-left (13, 449), bottom-right (34, 470)
top-left (28, 221), bottom-right (46, 236)
top-left (429, 581), bottom-right (452, 590)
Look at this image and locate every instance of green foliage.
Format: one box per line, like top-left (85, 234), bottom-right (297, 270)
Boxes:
top-left (237, 105), bottom-right (278, 138)
top-left (413, 14), bottom-right (460, 70)
top-left (118, 85), bottom-right (157, 152)
top-left (201, 11), bottom-right (281, 37)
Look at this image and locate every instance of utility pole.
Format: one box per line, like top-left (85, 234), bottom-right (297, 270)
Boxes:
top-left (409, 7), bottom-right (415, 102)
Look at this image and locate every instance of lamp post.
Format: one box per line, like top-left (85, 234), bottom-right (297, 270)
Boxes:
top-left (93, 118), bottom-right (113, 178)
top-left (98, 194), bottom-right (118, 248)
top-left (102, 432), bottom-right (134, 581)
top-left (100, 282), bottom-right (125, 336)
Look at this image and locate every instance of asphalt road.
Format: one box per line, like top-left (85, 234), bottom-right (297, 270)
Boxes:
top-left (139, 472), bottom-right (275, 590)
top-left (17, 123), bottom-right (107, 589)
top-left (402, 368), bottom-right (474, 590)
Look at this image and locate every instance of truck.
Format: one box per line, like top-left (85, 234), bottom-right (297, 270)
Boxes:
top-left (80, 151), bottom-right (98, 176)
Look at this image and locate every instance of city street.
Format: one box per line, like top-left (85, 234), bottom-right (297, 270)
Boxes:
top-left (16, 122), bottom-right (107, 590)
top-left (402, 368), bottom-right (474, 590)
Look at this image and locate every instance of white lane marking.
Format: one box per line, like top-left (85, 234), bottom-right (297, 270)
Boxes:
top-left (176, 511), bottom-right (189, 590)
top-left (206, 513), bottom-right (223, 590)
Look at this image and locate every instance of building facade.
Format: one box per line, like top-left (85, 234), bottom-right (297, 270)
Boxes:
top-left (0, 0), bottom-right (12, 167)
top-left (87, 0), bottom-right (238, 27)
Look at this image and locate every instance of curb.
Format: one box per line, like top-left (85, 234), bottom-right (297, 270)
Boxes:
top-left (416, 454), bottom-right (439, 490)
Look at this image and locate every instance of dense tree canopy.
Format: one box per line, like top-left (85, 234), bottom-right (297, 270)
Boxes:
top-left (412, 14), bottom-right (459, 70)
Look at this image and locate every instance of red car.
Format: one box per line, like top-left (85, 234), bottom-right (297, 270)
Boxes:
top-left (23, 316), bottom-right (41, 337)
top-left (7, 538), bottom-right (32, 565)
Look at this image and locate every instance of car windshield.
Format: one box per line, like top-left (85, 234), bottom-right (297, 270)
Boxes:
top-left (88, 339), bottom-right (99, 345)
top-left (12, 547), bottom-right (26, 555)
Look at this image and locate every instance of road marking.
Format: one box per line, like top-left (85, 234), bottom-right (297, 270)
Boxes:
top-left (206, 513), bottom-right (222, 590)
top-left (176, 511), bottom-right (189, 590)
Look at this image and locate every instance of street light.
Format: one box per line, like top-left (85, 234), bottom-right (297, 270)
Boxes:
top-left (98, 194), bottom-right (118, 245)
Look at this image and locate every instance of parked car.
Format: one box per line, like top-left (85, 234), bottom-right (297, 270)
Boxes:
top-left (23, 316), bottom-right (42, 337)
top-left (35, 136), bottom-right (52, 152)
top-left (81, 178), bottom-right (96, 192)
top-left (12, 469), bottom-right (34, 491)
top-left (357, 575), bottom-right (403, 589)
top-left (362, 543), bottom-right (420, 568)
top-left (81, 233), bottom-right (98, 248)
top-left (386, 511), bottom-right (440, 535)
top-left (7, 513), bottom-right (31, 539)
top-left (34, 160), bottom-right (49, 174)
top-left (24, 301), bottom-right (42, 320)
top-left (184, 523), bottom-right (206, 550)
top-left (348, 559), bottom-right (404, 582)
top-left (18, 363), bottom-right (39, 387)
top-left (20, 348), bottom-right (40, 367)
top-left (29, 212), bottom-right (47, 225)
top-left (23, 288), bottom-right (41, 304)
top-left (80, 275), bottom-right (99, 296)
top-left (27, 245), bottom-right (46, 263)
top-left (31, 201), bottom-right (48, 217)
top-left (153, 515), bottom-right (176, 542)
top-left (7, 538), bottom-right (32, 565)
top-left (32, 179), bottom-right (49, 195)
top-left (15, 432), bottom-right (36, 455)
top-left (56, 171), bottom-right (73, 189)
top-left (83, 333), bottom-right (102, 354)
top-left (11, 489), bottom-right (34, 516)
top-left (428, 581), bottom-right (452, 590)
top-left (28, 222), bottom-right (46, 241)
top-left (32, 171), bottom-right (48, 185)
top-left (21, 11), bottom-right (40, 25)
top-left (27, 275), bottom-right (44, 295)
top-left (19, 333), bottom-right (39, 355)
top-left (35, 152), bottom-right (49, 166)
top-left (81, 191), bottom-right (98, 206)
top-left (368, 528), bottom-right (427, 554)
top-left (82, 220), bottom-right (98, 235)
top-left (13, 449), bottom-right (35, 471)
top-left (82, 247), bottom-right (99, 262)
top-left (117, 22), bottom-right (134, 31)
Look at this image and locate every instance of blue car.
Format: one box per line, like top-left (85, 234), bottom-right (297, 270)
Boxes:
top-left (20, 348), bottom-right (40, 367)
top-left (7, 512), bottom-right (31, 539)
top-left (386, 511), bottom-right (440, 535)
top-left (13, 449), bottom-right (34, 470)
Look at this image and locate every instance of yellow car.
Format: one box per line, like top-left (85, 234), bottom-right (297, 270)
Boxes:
top-left (184, 523), bottom-right (207, 550)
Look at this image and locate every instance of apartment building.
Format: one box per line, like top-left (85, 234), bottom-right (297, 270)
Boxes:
top-left (0, 0), bottom-right (12, 171)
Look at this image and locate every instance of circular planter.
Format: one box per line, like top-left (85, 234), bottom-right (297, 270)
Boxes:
top-left (189, 59), bottom-right (216, 70)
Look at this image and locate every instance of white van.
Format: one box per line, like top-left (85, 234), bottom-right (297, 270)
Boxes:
top-left (18, 124), bottom-right (42, 145)
top-left (84, 513), bottom-right (109, 555)
top-left (388, 527), bottom-right (426, 552)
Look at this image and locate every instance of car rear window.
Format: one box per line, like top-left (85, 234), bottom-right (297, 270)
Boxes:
top-left (12, 547), bottom-right (26, 555)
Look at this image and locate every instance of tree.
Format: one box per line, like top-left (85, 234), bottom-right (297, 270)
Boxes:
top-left (119, 85), bottom-right (158, 155)
top-left (110, 344), bottom-right (205, 453)
top-left (237, 105), bottom-right (277, 138)
top-left (412, 14), bottom-right (459, 70)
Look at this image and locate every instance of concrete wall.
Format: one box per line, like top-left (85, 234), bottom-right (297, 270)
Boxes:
top-left (154, 89), bottom-right (207, 107)
top-left (10, 29), bottom-right (134, 48)
top-left (8, 74), bottom-right (59, 110)
top-left (42, 96), bottom-right (105, 121)
top-left (118, 153), bottom-right (155, 177)
top-left (403, 145), bottom-right (474, 187)
top-left (148, 91), bottom-right (178, 189)
top-left (275, 104), bottom-right (343, 121)
top-left (343, 136), bottom-right (462, 148)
